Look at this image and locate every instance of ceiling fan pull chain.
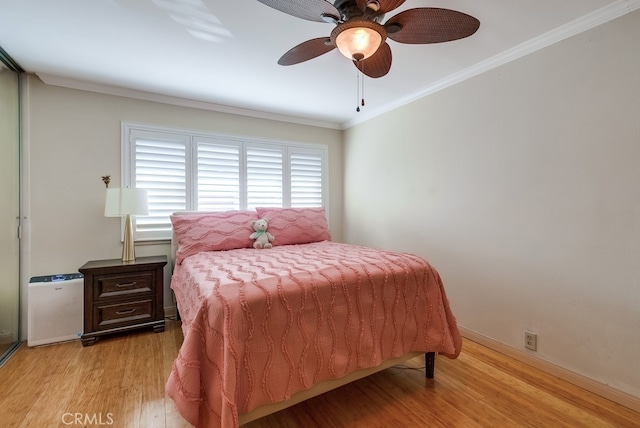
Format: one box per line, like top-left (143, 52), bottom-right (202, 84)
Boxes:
top-left (356, 69), bottom-right (361, 112)
top-left (361, 67), bottom-right (365, 107)
top-left (355, 63), bottom-right (365, 112)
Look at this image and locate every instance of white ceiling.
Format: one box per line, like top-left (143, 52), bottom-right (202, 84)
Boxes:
top-left (0, 0), bottom-right (638, 129)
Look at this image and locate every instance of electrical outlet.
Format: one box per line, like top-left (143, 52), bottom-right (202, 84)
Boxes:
top-left (525, 331), bottom-right (537, 351)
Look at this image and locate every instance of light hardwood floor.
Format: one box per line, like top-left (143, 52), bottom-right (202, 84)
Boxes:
top-left (0, 319), bottom-right (638, 427)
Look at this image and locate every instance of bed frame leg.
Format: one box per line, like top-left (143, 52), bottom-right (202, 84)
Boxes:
top-left (425, 352), bottom-right (435, 379)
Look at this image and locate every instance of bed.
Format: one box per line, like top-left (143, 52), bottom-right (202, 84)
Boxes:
top-left (165, 208), bottom-right (462, 427)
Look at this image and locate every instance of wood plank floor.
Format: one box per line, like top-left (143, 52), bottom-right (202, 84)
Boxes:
top-left (0, 319), bottom-right (638, 427)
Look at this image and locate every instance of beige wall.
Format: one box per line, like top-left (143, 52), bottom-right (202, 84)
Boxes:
top-left (344, 10), bottom-right (640, 399)
top-left (23, 78), bottom-right (343, 326)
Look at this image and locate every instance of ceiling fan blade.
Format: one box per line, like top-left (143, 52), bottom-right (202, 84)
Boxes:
top-left (385, 8), bottom-right (480, 44)
top-left (257, 0), bottom-right (340, 22)
top-left (353, 42), bottom-right (392, 78)
top-left (356, 0), bottom-right (406, 14)
top-left (278, 38), bottom-right (336, 65)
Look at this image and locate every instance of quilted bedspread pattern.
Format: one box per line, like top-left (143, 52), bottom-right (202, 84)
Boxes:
top-left (166, 241), bottom-right (461, 427)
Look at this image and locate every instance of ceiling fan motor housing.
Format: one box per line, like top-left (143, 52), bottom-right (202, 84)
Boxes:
top-left (334, 0), bottom-right (385, 22)
top-left (330, 19), bottom-right (387, 61)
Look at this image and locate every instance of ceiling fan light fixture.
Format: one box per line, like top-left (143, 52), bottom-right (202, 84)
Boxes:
top-left (331, 20), bottom-right (386, 62)
top-left (336, 27), bottom-right (381, 61)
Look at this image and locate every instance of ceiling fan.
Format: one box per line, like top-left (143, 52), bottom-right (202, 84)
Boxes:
top-left (257, 0), bottom-right (480, 78)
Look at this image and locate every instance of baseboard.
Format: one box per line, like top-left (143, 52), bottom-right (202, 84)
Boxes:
top-left (164, 306), bottom-right (178, 320)
top-left (458, 326), bottom-right (640, 413)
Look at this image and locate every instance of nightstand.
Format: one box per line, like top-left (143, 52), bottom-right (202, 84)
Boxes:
top-left (79, 255), bottom-right (167, 346)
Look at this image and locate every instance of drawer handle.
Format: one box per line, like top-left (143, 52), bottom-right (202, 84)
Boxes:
top-left (115, 282), bottom-right (136, 288)
top-left (116, 308), bottom-right (136, 315)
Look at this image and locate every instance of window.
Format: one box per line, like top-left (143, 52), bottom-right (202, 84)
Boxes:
top-left (122, 122), bottom-right (328, 240)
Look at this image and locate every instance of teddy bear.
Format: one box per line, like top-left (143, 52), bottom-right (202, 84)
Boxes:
top-left (250, 218), bottom-right (274, 249)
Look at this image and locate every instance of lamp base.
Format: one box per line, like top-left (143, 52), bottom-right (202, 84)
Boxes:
top-left (122, 214), bottom-right (136, 262)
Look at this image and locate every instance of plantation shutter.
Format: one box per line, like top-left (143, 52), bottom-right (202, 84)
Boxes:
top-left (131, 131), bottom-right (189, 239)
top-left (196, 140), bottom-right (241, 211)
top-left (246, 145), bottom-right (283, 209)
top-left (290, 149), bottom-right (324, 207)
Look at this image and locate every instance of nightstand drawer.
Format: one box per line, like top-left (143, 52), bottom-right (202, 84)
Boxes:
top-left (95, 299), bottom-right (153, 330)
top-left (96, 272), bottom-right (153, 300)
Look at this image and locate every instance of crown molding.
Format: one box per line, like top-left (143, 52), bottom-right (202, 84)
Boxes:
top-left (343, 0), bottom-right (640, 129)
top-left (35, 73), bottom-right (343, 130)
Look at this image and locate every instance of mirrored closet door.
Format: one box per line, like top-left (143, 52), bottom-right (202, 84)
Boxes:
top-left (0, 52), bottom-right (22, 364)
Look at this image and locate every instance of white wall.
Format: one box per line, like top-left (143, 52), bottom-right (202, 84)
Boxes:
top-left (23, 78), bottom-right (343, 335)
top-left (343, 10), bottom-right (640, 399)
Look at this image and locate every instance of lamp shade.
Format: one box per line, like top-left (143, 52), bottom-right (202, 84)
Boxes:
top-left (104, 188), bottom-right (149, 217)
top-left (335, 26), bottom-right (383, 61)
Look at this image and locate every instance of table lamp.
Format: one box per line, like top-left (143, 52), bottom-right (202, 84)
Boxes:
top-left (105, 187), bottom-right (148, 262)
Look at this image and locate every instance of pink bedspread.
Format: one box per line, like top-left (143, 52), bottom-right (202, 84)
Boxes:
top-left (166, 241), bottom-right (461, 427)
